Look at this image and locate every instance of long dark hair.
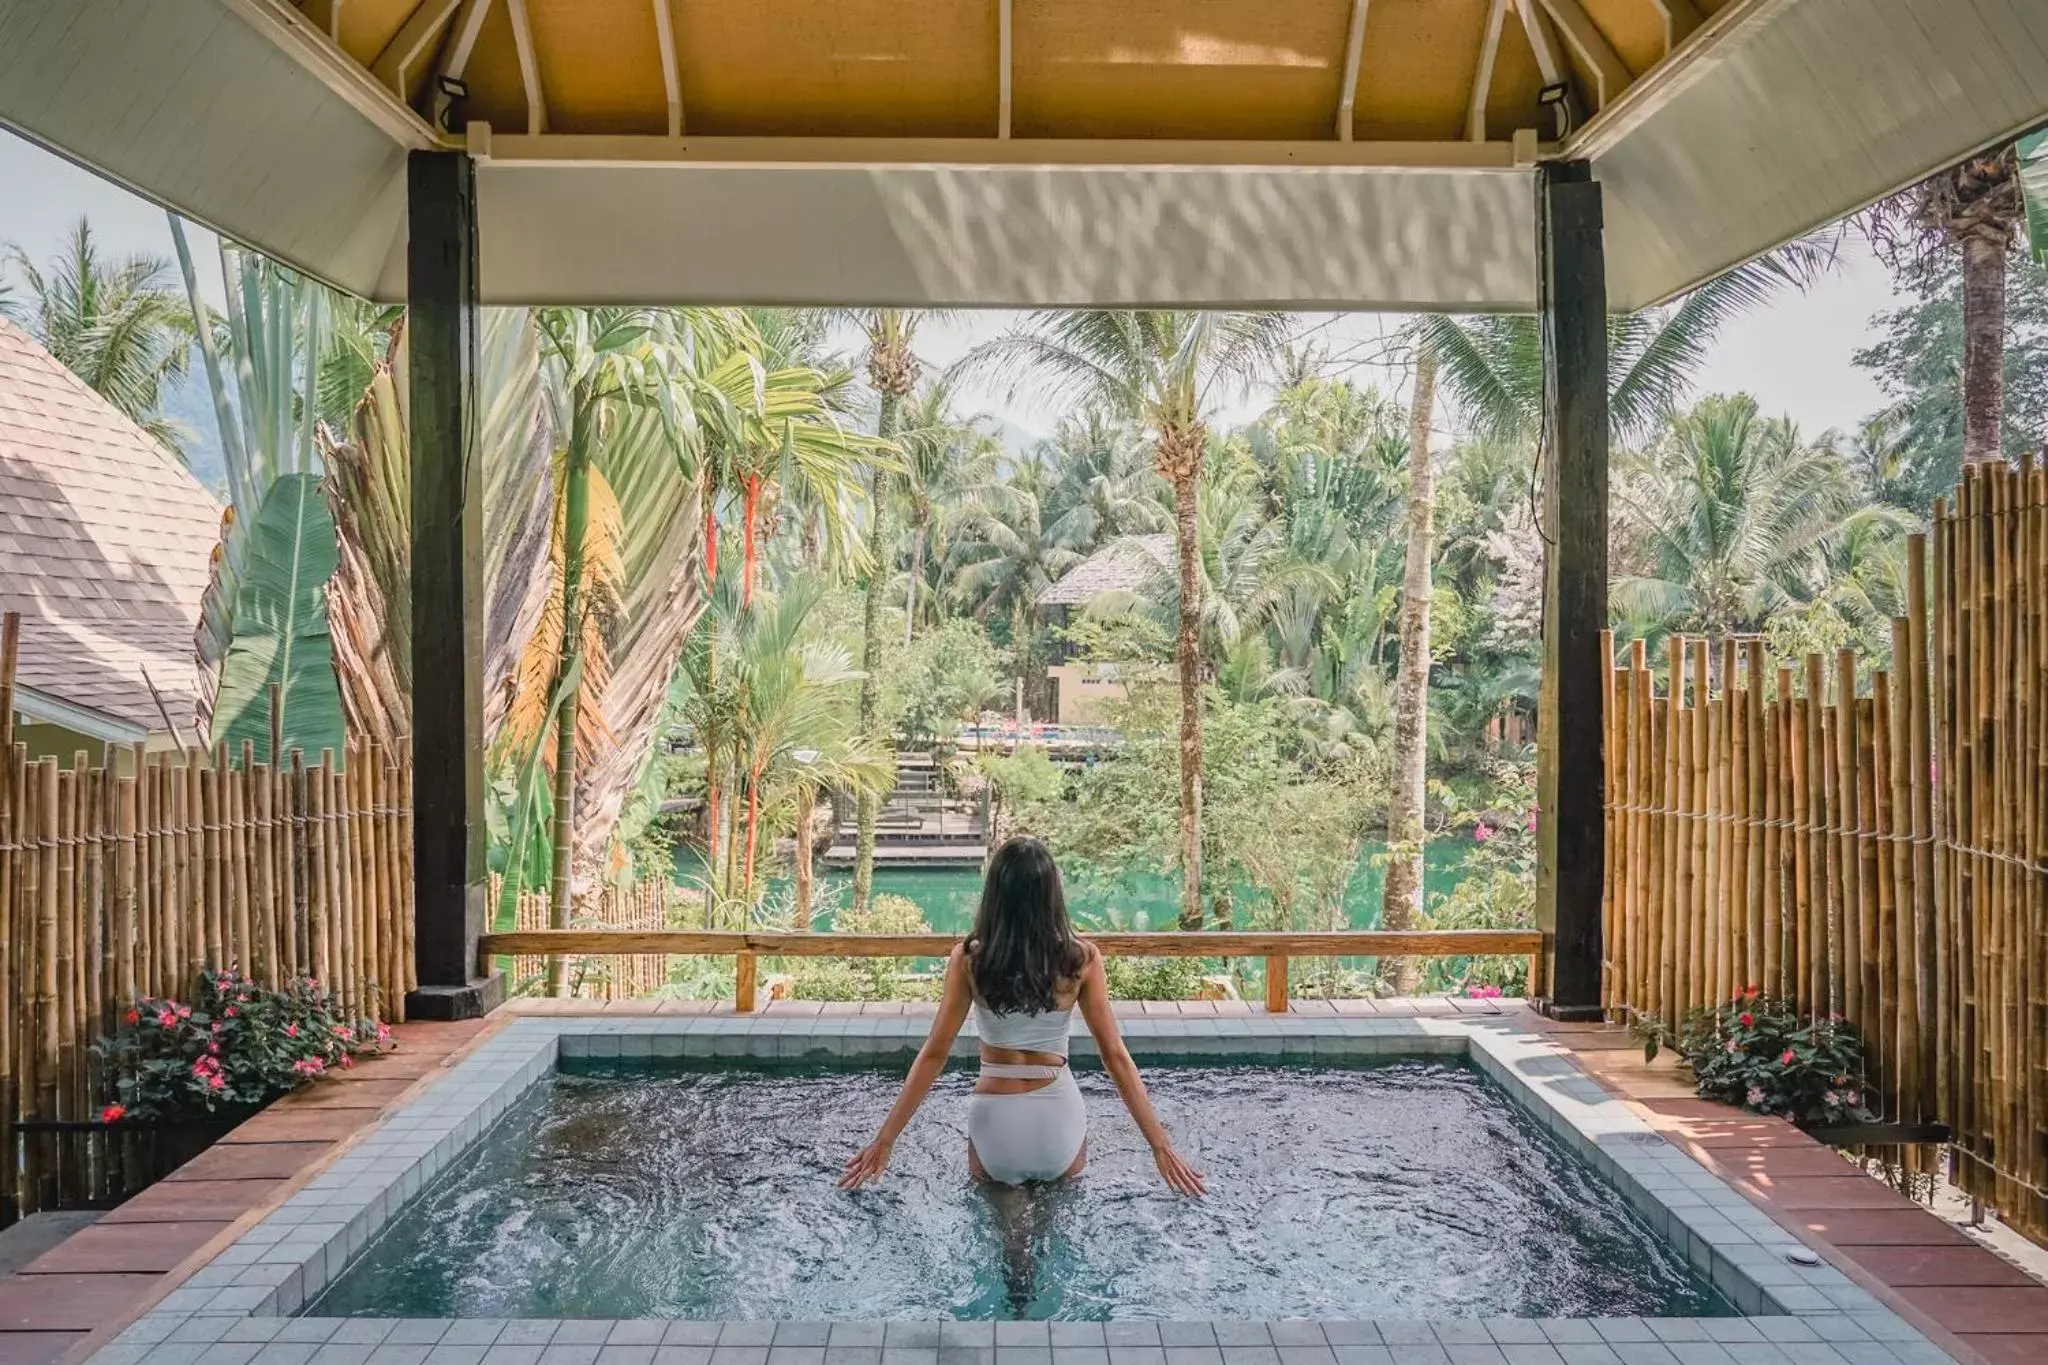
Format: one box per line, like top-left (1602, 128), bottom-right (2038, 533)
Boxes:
top-left (964, 836), bottom-right (1087, 1015)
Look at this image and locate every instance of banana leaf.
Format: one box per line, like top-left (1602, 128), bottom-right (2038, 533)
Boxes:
top-left (209, 473), bottom-right (346, 762)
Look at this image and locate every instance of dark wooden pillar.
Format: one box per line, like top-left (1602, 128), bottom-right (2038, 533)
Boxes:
top-left (406, 150), bottom-right (503, 1019)
top-left (1533, 160), bottom-right (1607, 1020)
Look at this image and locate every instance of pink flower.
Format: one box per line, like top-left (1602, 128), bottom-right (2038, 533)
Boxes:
top-left (291, 1055), bottom-right (326, 1078)
top-left (156, 1011), bottom-right (176, 1029)
top-left (208, 1074), bottom-right (225, 1090)
top-left (338, 1053), bottom-right (354, 1069)
top-left (224, 1006), bottom-right (237, 1018)
top-left (123, 1009), bottom-right (140, 1025)
top-left (101, 1103), bottom-right (125, 1124)
top-left (376, 1023), bottom-right (391, 1042)
top-left (1473, 822), bottom-right (1493, 842)
top-left (1781, 1049), bottom-right (1797, 1066)
top-left (285, 1024), bottom-right (298, 1038)
top-left (176, 1005), bottom-right (191, 1020)
top-left (1527, 810), bottom-right (1538, 831)
top-left (1467, 984), bottom-right (1503, 999)
top-left (1844, 1090), bottom-right (1860, 1107)
top-left (334, 1026), bottom-right (353, 1042)
top-left (1724, 1038), bottom-right (1741, 1055)
top-left (1746, 1086), bottom-right (1766, 1108)
top-left (1738, 1013), bottom-right (1754, 1028)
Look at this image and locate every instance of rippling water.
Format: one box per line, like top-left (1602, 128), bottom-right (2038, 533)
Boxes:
top-left (313, 1061), bottom-right (1728, 1321)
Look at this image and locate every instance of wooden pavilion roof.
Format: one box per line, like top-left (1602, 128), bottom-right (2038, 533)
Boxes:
top-left (1, 1), bottom-right (2042, 310)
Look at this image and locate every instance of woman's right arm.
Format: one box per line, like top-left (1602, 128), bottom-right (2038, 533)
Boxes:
top-left (1075, 947), bottom-right (1206, 1195)
top-left (840, 944), bottom-right (972, 1189)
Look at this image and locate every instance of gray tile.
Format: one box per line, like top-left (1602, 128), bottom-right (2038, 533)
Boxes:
top-left (663, 1326), bottom-right (723, 1347)
top-left (1665, 1348), bottom-right (1735, 1365)
top-left (1109, 1351), bottom-right (1165, 1365)
top-left (308, 1348), bottom-right (373, 1365)
top-left (997, 1326), bottom-right (1050, 1348)
top-left (557, 1326), bottom-right (616, 1347)
top-left (831, 1328), bottom-right (887, 1348)
top-left (776, 1326), bottom-right (832, 1348)
top-left (881, 1352), bottom-right (939, 1365)
top-left (937, 1349), bottom-right (992, 1365)
top-left (1775, 1349), bottom-right (1851, 1365)
top-left (1051, 1327), bottom-right (1107, 1349)
top-left (1484, 1323), bottom-right (1548, 1347)
top-left (1590, 1325), bottom-right (1658, 1347)
top-left (1165, 1350), bottom-right (1222, 1365)
top-left (610, 1326), bottom-right (669, 1347)
top-left (1500, 1349), bottom-right (1564, 1365)
top-left (501, 1324), bottom-right (563, 1347)
top-left (1363, 1349), bottom-right (1442, 1365)
top-left (364, 1349), bottom-right (430, 1365)
top-left (1535, 1325), bottom-right (1602, 1348)
top-left (224, 1321), bottom-right (290, 1344)
top-left (768, 1349), bottom-right (826, 1365)
top-left (480, 1342), bottom-right (546, 1363)
top-left (1751, 1322), bottom-right (1821, 1345)
top-left (1269, 1327), bottom-right (1327, 1348)
top-left (1644, 1326), bottom-right (1709, 1345)
top-left (335, 1323), bottom-right (399, 1347)
top-left (597, 1350), bottom-right (657, 1365)
top-left (445, 1323), bottom-right (509, 1347)
top-left (424, 1350), bottom-right (487, 1365)
top-left (1370, 1325), bottom-right (1436, 1347)
top-left (887, 1327), bottom-right (944, 1350)
top-left (656, 1350), bottom-right (714, 1365)
top-left (1608, 1348), bottom-right (1678, 1365)
top-left (1432, 1326), bottom-right (1494, 1348)
top-left (1327, 1352), bottom-right (1392, 1365)
top-left (996, 1350), bottom-right (1051, 1365)
top-left (943, 1326), bottom-right (997, 1348)
top-left (1555, 1350), bottom-right (1622, 1365)
top-left (196, 1347), bottom-right (261, 1365)
top-left (250, 1347), bottom-right (320, 1365)
top-left (1106, 1328), bottom-right (1162, 1349)
top-left (539, 1348), bottom-right (602, 1365)
top-left (1798, 1319), bottom-right (1872, 1345)
top-left (1215, 1351), bottom-right (1278, 1365)
top-left (720, 1328), bottom-right (777, 1348)
top-left (392, 1325), bottom-right (456, 1346)
top-left (712, 1350), bottom-right (770, 1365)
top-left (1443, 1349), bottom-right (1507, 1365)
top-left (1209, 1327), bottom-right (1270, 1348)
top-left (1318, 1327), bottom-right (1376, 1349)
top-left (1277, 1349), bottom-right (1335, 1365)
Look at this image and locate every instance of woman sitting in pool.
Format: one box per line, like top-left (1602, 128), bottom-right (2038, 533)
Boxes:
top-left (840, 835), bottom-right (1205, 1194)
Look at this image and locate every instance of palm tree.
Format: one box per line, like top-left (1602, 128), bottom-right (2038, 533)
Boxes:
top-left (1380, 338), bottom-right (1437, 991)
top-left (1611, 395), bottom-right (1905, 643)
top-left (894, 381), bottom-right (998, 645)
top-left (4, 218), bottom-right (199, 450)
top-left (841, 309), bottom-right (937, 914)
top-left (1864, 149), bottom-right (2024, 466)
top-left (960, 311), bottom-right (1292, 926)
top-left (1041, 409), bottom-right (1169, 553)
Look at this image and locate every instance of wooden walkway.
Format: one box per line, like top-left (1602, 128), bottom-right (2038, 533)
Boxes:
top-left (0, 1017), bottom-right (502, 1365)
top-left (1, 998), bottom-right (2043, 1365)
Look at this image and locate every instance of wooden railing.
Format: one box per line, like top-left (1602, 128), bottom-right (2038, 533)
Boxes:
top-left (477, 929), bottom-right (1544, 1014)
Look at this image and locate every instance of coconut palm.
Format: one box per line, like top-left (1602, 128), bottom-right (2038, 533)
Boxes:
top-left (4, 218), bottom-right (199, 450)
top-left (1863, 148), bottom-right (2024, 466)
top-left (959, 311), bottom-right (1293, 926)
top-left (1611, 394), bottom-right (1906, 643)
top-left (893, 381), bottom-right (999, 645)
top-left (1040, 409), bottom-right (1170, 553)
top-left (1380, 338), bottom-right (1438, 991)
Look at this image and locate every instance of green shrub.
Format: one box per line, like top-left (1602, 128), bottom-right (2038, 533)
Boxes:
top-left (1633, 991), bottom-right (1874, 1128)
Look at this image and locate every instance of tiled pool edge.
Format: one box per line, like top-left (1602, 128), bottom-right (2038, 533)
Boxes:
top-left (89, 1013), bottom-right (1957, 1365)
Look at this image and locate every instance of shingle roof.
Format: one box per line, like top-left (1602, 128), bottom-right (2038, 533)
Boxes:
top-left (1037, 533), bottom-right (1173, 607)
top-left (0, 318), bottom-right (223, 735)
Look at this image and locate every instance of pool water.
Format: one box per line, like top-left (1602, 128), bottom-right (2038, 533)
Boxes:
top-left (313, 1060), bottom-right (1729, 1322)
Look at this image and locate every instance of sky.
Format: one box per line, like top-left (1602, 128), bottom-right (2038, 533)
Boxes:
top-left (2, 127), bottom-right (1901, 446)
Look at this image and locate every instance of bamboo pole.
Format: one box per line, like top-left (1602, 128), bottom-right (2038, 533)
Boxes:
top-left (0, 616), bottom-right (16, 1223)
top-left (1659, 636), bottom-right (1682, 1016)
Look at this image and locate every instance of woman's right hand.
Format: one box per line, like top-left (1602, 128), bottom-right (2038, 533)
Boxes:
top-left (840, 1138), bottom-right (894, 1189)
top-left (1152, 1143), bottom-right (1207, 1195)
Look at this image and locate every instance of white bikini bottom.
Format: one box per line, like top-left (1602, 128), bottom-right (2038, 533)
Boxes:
top-left (967, 1064), bottom-right (1086, 1185)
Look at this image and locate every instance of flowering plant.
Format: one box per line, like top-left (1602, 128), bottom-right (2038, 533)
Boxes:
top-left (1632, 989), bottom-right (1874, 1128)
top-left (93, 969), bottom-right (392, 1121)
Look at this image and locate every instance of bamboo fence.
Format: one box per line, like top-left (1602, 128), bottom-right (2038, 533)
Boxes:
top-left (0, 613), bottom-right (413, 1220)
top-left (505, 881), bottom-right (671, 1000)
top-left (1601, 458), bottom-right (2048, 1245)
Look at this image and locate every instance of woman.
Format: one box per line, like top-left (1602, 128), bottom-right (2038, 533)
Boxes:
top-left (840, 836), bottom-right (1205, 1194)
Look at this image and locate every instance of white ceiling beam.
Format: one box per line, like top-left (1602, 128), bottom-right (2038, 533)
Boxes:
top-left (430, 0), bottom-right (496, 130)
top-left (1534, 0), bottom-right (1631, 109)
top-left (1646, 0), bottom-right (1703, 56)
top-left (1467, 0), bottom-right (1507, 143)
top-left (505, 0), bottom-right (547, 134)
top-left (1515, 0), bottom-right (1566, 88)
top-left (217, 0), bottom-right (439, 148)
top-left (477, 133), bottom-right (1540, 170)
top-left (997, 0), bottom-right (1013, 138)
top-left (1334, 0), bottom-right (1371, 141)
top-left (653, 0), bottom-right (683, 136)
top-left (368, 0), bottom-right (464, 104)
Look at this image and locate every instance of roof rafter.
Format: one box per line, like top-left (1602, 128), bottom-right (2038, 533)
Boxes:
top-left (429, 0), bottom-right (497, 131)
top-left (653, 0), bottom-right (683, 136)
top-left (1534, 0), bottom-right (1631, 109)
top-left (505, 0), bottom-right (547, 135)
top-left (1467, 0), bottom-right (1508, 143)
top-left (1334, 0), bottom-right (1371, 141)
top-left (997, 0), bottom-right (1013, 138)
top-left (368, 0), bottom-right (464, 104)
top-left (1646, 0), bottom-right (1703, 56)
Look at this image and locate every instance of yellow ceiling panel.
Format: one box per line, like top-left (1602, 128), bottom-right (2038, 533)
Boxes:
top-left (667, 0), bottom-right (998, 137)
top-left (452, 1), bottom-right (532, 134)
top-left (1482, 18), bottom-right (1552, 143)
top-left (1348, 0), bottom-right (1490, 142)
top-left (526, 0), bottom-right (667, 135)
top-left (1011, 0), bottom-right (1354, 141)
top-left (1582, 0), bottom-right (1665, 76)
top-left (321, 0), bottom-right (429, 68)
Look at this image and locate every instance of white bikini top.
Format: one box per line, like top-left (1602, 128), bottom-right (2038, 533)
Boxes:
top-left (974, 1000), bottom-right (1074, 1057)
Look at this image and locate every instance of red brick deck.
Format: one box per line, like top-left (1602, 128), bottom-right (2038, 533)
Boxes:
top-left (1522, 1014), bottom-right (2048, 1365)
top-left (0, 1017), bottom-right (503, 1365)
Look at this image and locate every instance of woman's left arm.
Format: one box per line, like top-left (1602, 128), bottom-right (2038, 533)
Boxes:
top-left (840, 945), bottom-right (973, 1189)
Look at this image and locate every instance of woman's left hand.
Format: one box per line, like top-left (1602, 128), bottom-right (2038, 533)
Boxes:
top-left (840, 1139), bottom-right (894, 1189)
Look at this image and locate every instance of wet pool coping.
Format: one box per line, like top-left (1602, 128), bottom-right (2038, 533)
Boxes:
top-left (84, 1013), bottom-right (1957, 1364)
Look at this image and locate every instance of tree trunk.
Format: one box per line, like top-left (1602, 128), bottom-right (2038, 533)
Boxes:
top-left (741, 473), bottom-right (762, 606)
top-left (903, 519), bottom-right (926, 647)
top-left (853, 387), bottom-right (900, 915)
top-left (1171, 469), bottom-right (1205, 930)
top-left (1379, 339), bottom-right (1438, 994)
top-left (742, 763), bottom-right (763, 897)
top-left (793, 782), bottom-right (816, 923)
top-left (546, 396), bottom-right (594, 996)
top-left (1959, 232), bottom-right (2007, 465)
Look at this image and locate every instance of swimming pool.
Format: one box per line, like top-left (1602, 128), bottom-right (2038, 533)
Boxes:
top-left (310, 1059), bottom-right (1727, 1321)
top-left (96, 1012), bottom-right (1947, 1365)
